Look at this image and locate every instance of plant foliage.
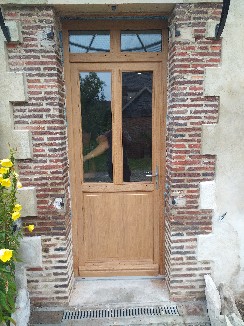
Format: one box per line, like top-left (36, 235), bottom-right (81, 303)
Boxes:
top-left (0, 150), bottom-right (34, 325)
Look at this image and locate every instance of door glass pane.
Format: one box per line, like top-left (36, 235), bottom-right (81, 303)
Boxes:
top-left (81, 72), bottom-right (112, 183)
top-left (122, 72), bottom-right (152, 182)
top-left (121, 30), bottom-right (162, 52)
top-left (69, 31), bottom-right (110, 53)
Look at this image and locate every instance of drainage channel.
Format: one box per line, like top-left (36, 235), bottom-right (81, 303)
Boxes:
top-left (63, 304), bottom-right (179, 321)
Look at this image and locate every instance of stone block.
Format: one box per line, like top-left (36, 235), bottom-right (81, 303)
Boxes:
top-left (17, 187), bottom-right (37, 217)
top-left (178, 26), bottom-right (195, 42)
top-left (0, 103), bottom-right (13, 158)
top-left (204, 67), bottom-right (222, 96)
top-left (205, 20), bottom-right (219, 39)
top-left (5, 72), bottom-right (27, 102)
top-left (15, 263), bottom-right (27, 290)
top-left (201, 124), bottom-right (217, 155)
top-left (13, 130), bottom-right (33, 159)
top-left (171, 191), bottom-right (186, 207)
top-left (11, 289), bottom-right (30, 326)
top-left (228, 313), bottom-right (244, 326)
top-left (204, 275), bottom-right (225, 326)
top-left (200, 180), bottom-right (216, 209)
top-left (5, 21), bottom-right (23, 43)
top-left (18, 236), bottom-right (42, 268)
top-left (219, 283), bottom-right (242, 319)
top-left (169, 24), bottom-right (195, 43)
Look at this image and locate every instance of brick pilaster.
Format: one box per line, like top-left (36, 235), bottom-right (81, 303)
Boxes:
top-left (4, 6), bottom-right (73, 305)
top-left (166, 3), bottom-right (222, 301)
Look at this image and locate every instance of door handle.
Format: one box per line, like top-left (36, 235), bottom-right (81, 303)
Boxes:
top-left (146, 165), bottom-right (159, 190)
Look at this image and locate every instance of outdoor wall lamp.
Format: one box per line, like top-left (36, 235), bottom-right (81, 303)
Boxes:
top-left (0, 7), bottom-right (11, 42)
top-left (215, 0), bottom-right (230, 40)
top-left (47, 26), bottom-right (54, 40)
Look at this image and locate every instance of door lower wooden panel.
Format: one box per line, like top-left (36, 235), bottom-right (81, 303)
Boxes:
top-left (79, 191), bottom-right (158, 276)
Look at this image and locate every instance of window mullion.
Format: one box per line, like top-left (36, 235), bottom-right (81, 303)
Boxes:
top-left (110, 29), bottom-right (120, 54)
top-left (112, 68), bottom-right (123, 184)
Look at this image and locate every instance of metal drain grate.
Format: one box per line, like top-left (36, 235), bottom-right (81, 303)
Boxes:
top-left (63, 305), bottom-right (179, 320)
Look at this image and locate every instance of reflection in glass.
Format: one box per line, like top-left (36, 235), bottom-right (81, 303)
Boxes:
top-left (122, 72), bottom-right (152, 182)
top-left (81, 72), bottom-right (112, 182)
top-left (69, 31), bottom-right (110, 53)
top-left (121, 30), bottom-right (162, 52)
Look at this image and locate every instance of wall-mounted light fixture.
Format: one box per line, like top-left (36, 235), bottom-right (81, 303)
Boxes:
top-left (0, 8), bottom-right (11, 42)
top-left (215, 0), bottom-right (230, 40)
top-left (47, 26), bottom-right (54, 40)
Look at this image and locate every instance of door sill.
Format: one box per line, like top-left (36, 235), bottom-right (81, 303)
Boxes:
top-left (76, 275), bottom-right (165, 281)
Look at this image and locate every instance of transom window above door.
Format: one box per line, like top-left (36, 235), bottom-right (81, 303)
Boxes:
top-left (69, 31), bottom-right (110, 53)
top-left (65, 20), bottom-right (167, 58)
top-left (121, 30), bottom-right (162, 52)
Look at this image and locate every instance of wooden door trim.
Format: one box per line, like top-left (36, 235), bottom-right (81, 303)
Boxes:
top-left (159, 27), bottom-right (168, 275)
top-left (69, 53), bottom-right (164, 63)
top-left (63, 28), bottom-right (81, 275)
top-left (62, 19), bottom-right (168, 31)
top-left (63, 20), bottom-right (168, 277)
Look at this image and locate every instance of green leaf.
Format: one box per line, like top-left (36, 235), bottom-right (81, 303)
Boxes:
top-left (0, 296), bottom-right (12, 314)
top-left (5, 316), bottom-right (16, 325)
top-left (0, 267), bottom-right (11, 273)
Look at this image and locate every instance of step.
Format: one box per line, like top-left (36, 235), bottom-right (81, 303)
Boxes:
top-left (60, 315), bottom-right (211, 326)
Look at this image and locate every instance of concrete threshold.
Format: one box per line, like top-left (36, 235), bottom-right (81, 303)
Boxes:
top-left (69, 276), bottom-right (169, 307)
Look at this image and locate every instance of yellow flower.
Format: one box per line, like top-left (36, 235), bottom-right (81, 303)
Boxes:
top-left (17, 181), bottom-right (22, 189)
top-left (0, 249), bottom-right (13, 263)
top-left (0, 174), bottom-right (3, 182)
top-left (1, 178), bottom-right (11, 187)
top-left (12, 211), bottom-right (21, 221)
top-left (13, 204), bottom-right (22, 212)
top-left (0, 167), bottom-right (9, 174)
top-left (0, 159), bottom-right (13, 168)
top-left (26, 225), bottom-right (34, 232)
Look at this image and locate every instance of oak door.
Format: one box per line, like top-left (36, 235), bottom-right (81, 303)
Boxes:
top-left (70, 62), bottom-right (164, 276)
top-left (63, 20), bottom-right (167, 276)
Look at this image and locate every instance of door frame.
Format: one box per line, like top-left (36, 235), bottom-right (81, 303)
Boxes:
top-left (62, 19), bottom-right (168, 276)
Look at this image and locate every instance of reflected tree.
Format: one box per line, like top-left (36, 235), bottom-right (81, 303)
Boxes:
top-left (80, 72), bottom-right (111, 141)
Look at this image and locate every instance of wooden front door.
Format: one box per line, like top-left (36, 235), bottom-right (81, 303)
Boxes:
top-left (63, 20), bottom-right (167, 277)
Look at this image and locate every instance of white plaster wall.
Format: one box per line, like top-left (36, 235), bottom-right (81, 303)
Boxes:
top-left (198, 0), bottom-right (244, 295)
top-left (0, 21), bottom-right (32, 160)
top-left (0, 17), bottom-right (39, 326)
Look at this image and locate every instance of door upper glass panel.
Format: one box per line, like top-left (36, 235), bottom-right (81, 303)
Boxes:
top-left (122, 72), bottom-right (152, 182)
top-left (121, 30), bottom-right (162, 52)
top-left (69, 31), bottom-right (110, 53)
top-left (81, 72), bottom-right (112, 183)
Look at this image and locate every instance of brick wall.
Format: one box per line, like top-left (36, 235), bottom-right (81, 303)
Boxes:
top-left (166, 3), bottom-right (222, 300)
top-left (4, 6), bottom-right (74, 305)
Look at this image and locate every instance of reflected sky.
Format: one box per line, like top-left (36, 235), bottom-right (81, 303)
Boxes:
top-left (80, 72), bottom-right (111, 100)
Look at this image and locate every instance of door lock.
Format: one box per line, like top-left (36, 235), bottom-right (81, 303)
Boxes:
top-left (146, 165), bottom-right (159, 189)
